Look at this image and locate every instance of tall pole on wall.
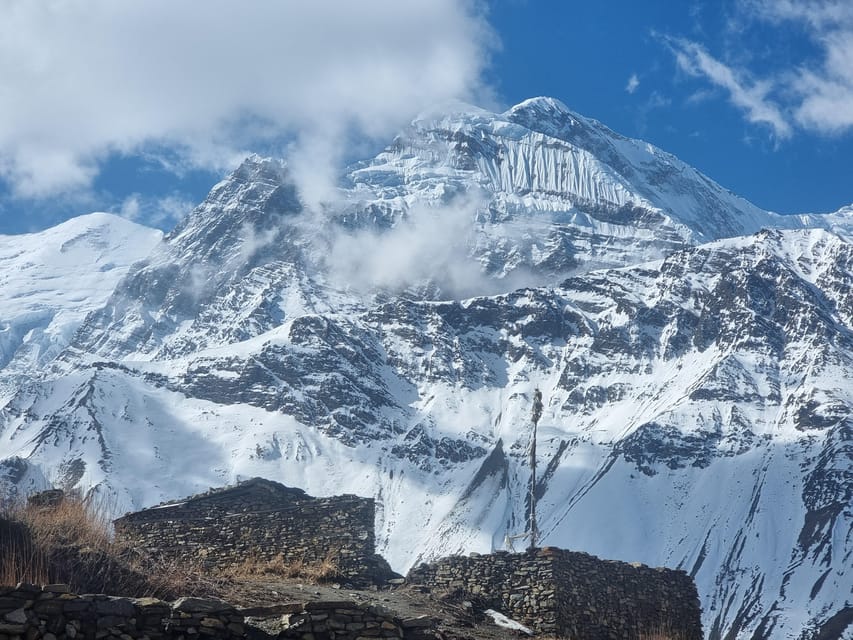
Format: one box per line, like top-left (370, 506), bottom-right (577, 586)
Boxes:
top-left (529, 388), bottom-right (543, 551)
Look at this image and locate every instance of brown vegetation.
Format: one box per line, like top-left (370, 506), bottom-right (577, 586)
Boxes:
top-left (0, 492), bottom-right (219, 597)
top-left (0, 492), bottom-right (109, 588)
top-left (637, 626), bottom-right (693, 640)
top-left (223, 548), bottom-right (342, 584)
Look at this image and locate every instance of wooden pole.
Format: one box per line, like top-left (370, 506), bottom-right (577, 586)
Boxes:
top-left (529, 388), bottom-right (543, 551)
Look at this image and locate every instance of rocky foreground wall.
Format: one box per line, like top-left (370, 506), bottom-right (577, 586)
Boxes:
top-left (0, 585), bottom-right (245, 640)
top-left (0, 584), bottom-right (436, 640)
top-left (406, 547), bottom-right (703, 640)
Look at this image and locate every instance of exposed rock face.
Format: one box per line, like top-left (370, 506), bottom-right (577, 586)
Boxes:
top-left (1, 99), bottom-right (852, 639)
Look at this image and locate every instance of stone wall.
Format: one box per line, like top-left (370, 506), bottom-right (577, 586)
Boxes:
top-left (113, 479), bottom-right (391, 584)
top-left (0, 584), bottom-right (245, 640)
top-left (0, 586), bottom-right (435, 640)
top-left (406, 547), bottom-right (703, 640)
top-left (242, 601), bottom-right (436, 639)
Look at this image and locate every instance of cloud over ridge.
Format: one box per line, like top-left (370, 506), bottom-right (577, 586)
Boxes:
top-left (0, 0), bottom-right (495, 200)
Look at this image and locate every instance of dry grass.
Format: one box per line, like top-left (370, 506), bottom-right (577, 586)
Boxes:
top-left (8, 492), bottom-right (111, 550)
top-left (0, 492), bottom-right (220, 597)
top-left (638, 626), bottom-right (692, 640)
top-left (0, 532), bottom-right (50, 586)
top-left (0, 492), bottom-right (108, 588)
top-left (225, 549), bottom-right (342, 584)
top-left (128, 549), bottom-right (228, 597)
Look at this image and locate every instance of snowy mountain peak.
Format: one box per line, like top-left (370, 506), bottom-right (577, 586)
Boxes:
top-left (836, 202), bottom-right (853, 216)
top-left (503, 95), bottom-right (580, 136)
top-left (234, 153), bottom-right (288, 178)
top-left (44, 210), bottom-right (150, 236)
top-left (171, 155), bottom-right (295, 239)
top-left (345, 97), bottom-right (845, 290)
top-left (161, 155), bottom-right (303, 276)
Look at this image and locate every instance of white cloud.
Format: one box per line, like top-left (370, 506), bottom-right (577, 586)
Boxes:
top-left (0, 1), bottom-right (495, 201)
top-left (327, 199), bottom-right (490, 299)
top-left (324, 194), bottom-right (566, 299)
top-left (118, 193), bottom-right (195, 228)
top-left (747, 0), bottom-right (853, 29)
top-left (669, 39), bottom-right (792, 138)
top-left (666, 0), bottom-right (853, 138)
top-left (118, 195), bottom-right (142, 222)
top-left (752, 0), bottom-right (853, 133)
top-left (625, 73), bottom-right (640, 94)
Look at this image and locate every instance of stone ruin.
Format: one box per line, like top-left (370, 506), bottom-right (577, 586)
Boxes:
top-left (113, 478), bottom-right (394, 585)
top-left (111, 478), bottom-right (703, 638)
top-left (406, 547), bottom-right (703, 640)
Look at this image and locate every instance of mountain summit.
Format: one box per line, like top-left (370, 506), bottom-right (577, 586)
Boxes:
top-left (1, 99), bottom-right (851, 640)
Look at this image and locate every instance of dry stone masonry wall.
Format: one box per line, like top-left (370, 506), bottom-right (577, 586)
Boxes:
top-left (113, 479), bottom-right (391, 584)
top-left (242, 601), bottom-right (438, 639)
top-left (0, 585), bottom-right (437, 640)
top-left (406, 547), bottom-right (703, 640)
top-left (0, 584), bottom-right (245, 640)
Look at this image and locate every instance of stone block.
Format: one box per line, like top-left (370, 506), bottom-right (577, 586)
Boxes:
top-left (3, 610), bottom-right (27, 625)
top-left (197, 619), bottom-right (224, 630)
top-left (400, 617), bottom-right (435, 629)
top-left (0, 623), bottom-right (26, 635)
top-left (303, 601), bottom-right (355, 612)
top-left (94, 600), bottom-right (135, 618)
top-left (31, 601), bottom-right (64, 616)
top-left (172, 599), bottom-right (232, 615)
top-left (14, 586), bottom-right (40, 596)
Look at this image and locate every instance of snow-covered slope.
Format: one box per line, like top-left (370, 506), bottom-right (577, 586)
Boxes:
top-left (804, 203), bottom-right (853, 243)
top-left (0, 214), bottom-right (162, 400)
top-left (1, 99), bottom-right (852, 640)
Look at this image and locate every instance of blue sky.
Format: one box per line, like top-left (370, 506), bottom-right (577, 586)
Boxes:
top-left (0, 0), bottom-right (851, 234)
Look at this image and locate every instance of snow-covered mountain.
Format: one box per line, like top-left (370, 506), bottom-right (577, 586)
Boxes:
top-left (0, 214), bottom-right (162, 402)
top-left (343, 97), bottom-right (840, 279)
top-left (1, 99), bottom-right (852, 640)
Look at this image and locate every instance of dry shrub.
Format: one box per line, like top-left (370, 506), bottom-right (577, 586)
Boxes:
top-left (7, 491), bottom-right (111, 552)
top-left (0, 492), bottom-right (217, 598)
top-left (517, 625), bottom-right (690, 640)
top-left (0, 522), bottom-right (50, 586)
top-left (0, 493), bottom-right (108, 588)
top-left (225, 549), bottom-right (342, 584)
top-left (540, 633), bottom-right (688, 640)
top-left (638, 625), bottom-right (691, 640)
top-left (127, 550), bottom-right (227, 598)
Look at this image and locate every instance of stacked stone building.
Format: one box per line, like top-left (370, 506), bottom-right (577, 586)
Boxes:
top-left (113, 478), bottom-right (393, 584)
top-left (406, 547), bottom-right (703, 639)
